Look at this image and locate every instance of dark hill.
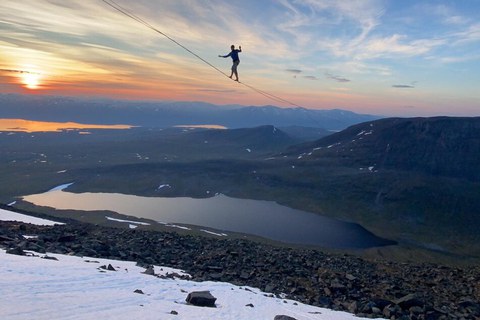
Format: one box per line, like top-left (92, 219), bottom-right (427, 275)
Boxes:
top-left (288, 117), bottom-right (480, 181)
top-left (186, 125), bottom-right (299, 150)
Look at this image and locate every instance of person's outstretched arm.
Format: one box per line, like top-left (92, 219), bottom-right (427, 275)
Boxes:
top-left (238, 46), bottom-right (242, 52)
top-left (218, 52), bottom-right (232, 58)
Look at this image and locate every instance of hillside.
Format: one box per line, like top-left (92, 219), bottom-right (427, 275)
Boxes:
top-left (287, 117), bottom-right (480, 181)
top-left (257, 117), bottom-right (480, 258)
top-left (2, 116), bottom-right (479, 263)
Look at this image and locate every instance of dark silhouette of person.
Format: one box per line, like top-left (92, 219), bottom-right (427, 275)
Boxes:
top-left (219, 45), bottom-right (242, 81)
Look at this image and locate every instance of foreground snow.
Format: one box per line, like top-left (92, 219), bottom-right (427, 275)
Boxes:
top-left (0, 249), bottom-right (374, 320)
top-left (0, 210), bottom-right (378, 319)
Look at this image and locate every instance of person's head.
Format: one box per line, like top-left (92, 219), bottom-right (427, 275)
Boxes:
top-left (231, 45), bottom-right (235, 50)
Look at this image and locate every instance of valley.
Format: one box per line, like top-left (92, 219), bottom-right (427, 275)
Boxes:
top-left (1, 115), bottom-right (479, 264)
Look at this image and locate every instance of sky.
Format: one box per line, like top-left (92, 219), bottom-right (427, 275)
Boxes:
top-left (0, 0), bottom-right (479, 116)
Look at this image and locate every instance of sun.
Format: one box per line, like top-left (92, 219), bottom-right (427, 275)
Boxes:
top-left (21, 72), bottom-right (41, 89)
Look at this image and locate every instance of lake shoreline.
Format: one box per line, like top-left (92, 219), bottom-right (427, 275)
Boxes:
top-left (21, 188), bottom-right (396, 250)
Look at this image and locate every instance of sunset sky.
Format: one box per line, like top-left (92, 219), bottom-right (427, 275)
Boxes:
top-left (0, 0), bottom-right (479, 116)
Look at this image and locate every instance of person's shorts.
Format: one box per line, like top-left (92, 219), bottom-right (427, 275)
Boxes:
top-left (232, 60), bottom-right (240, 71)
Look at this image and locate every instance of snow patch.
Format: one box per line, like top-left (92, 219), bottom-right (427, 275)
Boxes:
top-left (0, 209), bottom-right (64, 226)
top-left (157, 184), bottom-right (171, 190)
top-left (327, 142), bottom-right (341, 148)
top-left (158, 222), bottom-right (192, 231)
top-left (47, 182), bottom-right (74, 192)
top-left (105, 216), bottom-right (151, 226)
top-left (22, 235), bottom-right (39, 240)
top-left (0, 251), bottom-right (378, 320)
top-left (200, 229), bottom-right (228, 237)
top-left (246, 148), bottom-right (251, 153)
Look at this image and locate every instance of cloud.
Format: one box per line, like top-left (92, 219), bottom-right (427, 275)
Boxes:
top-left (303, 75), bottom-right (317, 80)
top-left (196, 88), bottom-right (239, 93)
top-left (392, 84), bottom-right (414, 89)
top-left (286, 69), bottom-right (302, 74)
top-left (452, 23), bottom-right (480, 45)
top-left (0, 69), bottom-right (41, 75)
top-left (325, 72), bottom-right (350, 82)
top-left (392, 81), bottom-right (417, 89)
top-left (357, 34), bottom-right (446, 59)
top-left (276, 0), bottom-right (384, 58)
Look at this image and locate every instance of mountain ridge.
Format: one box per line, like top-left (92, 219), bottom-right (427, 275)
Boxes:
top-left (287, 116), bottom-right (480, 181)
top-left (0, 94), bottom-right (380, 131)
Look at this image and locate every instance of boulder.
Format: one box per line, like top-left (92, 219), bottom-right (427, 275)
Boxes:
top-left (143, 266), bottom-right (155, 276)
top-left (394, 293), bottom-right (424, 310)
top-left (186, 291), bottom-right (217, 307)
top-left (6, 246), bottom-right (25, 256)
top-left (274, 316), bottom-right (297, 320)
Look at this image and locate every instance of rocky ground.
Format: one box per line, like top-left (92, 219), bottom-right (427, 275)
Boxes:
top-left (1, 220), bottom-right (479, 320)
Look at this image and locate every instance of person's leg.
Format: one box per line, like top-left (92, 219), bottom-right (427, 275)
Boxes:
top-left (232, 61), bottom-right (239, 81)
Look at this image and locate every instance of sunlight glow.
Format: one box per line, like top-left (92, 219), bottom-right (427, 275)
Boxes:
top-left (21, 72), bottom-right (41, 90)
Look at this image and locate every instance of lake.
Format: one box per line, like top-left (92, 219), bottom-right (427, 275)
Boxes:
top-left (22, 185), bottom-right (395, 249)
top-left (0, 119), bottom-right (132, 132)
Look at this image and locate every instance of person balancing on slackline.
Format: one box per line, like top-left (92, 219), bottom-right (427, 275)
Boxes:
top-left (219, 45), bottom-right (242, 81)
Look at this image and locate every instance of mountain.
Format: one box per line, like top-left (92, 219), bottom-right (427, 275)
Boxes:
top-left (279, 126), bottom-right (332, 141)
top-left (187, 125), bottom-right (299, 150)
top-left (287, 117), bottom-right (480, 181)
top-left (0, 94), bottom-right (380, 131)
top-left (265, 117), bottom-right (480, 258)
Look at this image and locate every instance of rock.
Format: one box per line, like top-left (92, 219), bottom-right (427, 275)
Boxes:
top-left (143, 266), bottom-right (155, 276)
top-left (245, 303), bottom-right (254, 308)
top-left (99, 264), bottom-right (116, 271)
top-left (410, 306), bottom-right (423, 314)
top-left (186, 291), bottom-right (217, 307)
top-left (274, 315), bottom-right (297, 320)
top-left (372, 298), bottom-right (394, 310)
top-left (134, 289), bottom-right (144, 294)
top-left (42, 255), bottom-right (58, 261)
top-left (57, 234), bottom-right (76, 242)
top-left (170, 310), bottom-right (178, 315)
top-left (395, 293), bottom-right (424, 310)
top-left (345, 273), bottom-right (357, 281)
top-left (264, 284), bottom-right (275, 292)
top-left (371, 306), bottom-right (382, 314)
top-left (345, 301), bottom-right (358, 313)
top-left (6, 246), bottom-right (25, 256)
top-left (0, 235), bottom-right (15, 242)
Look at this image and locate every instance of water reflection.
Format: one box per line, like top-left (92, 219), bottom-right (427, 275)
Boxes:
top-left (0, 119), bottom-right (132, 132)
top-left (22, 188), bottom-right (395, 249)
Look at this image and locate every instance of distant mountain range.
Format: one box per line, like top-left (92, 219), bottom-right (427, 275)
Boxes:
top-left (0, 94), bottom-right (380, 131)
